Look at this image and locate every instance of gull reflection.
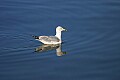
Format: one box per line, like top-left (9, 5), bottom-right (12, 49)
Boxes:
top-left (35, 44), bottom-right (67, 56)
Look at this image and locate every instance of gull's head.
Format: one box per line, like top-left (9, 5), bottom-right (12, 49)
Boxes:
top-left (56, 26), bottom-right (67, 32)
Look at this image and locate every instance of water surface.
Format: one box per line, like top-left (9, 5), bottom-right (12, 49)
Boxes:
top-left (0, 0), bottom-right (120, 80)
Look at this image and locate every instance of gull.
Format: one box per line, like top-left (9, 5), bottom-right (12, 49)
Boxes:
top-left (33, 26), bottom-right (67, 44)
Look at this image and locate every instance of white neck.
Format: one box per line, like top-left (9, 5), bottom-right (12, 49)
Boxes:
top-left (55, 30), bottom-right (61, 40)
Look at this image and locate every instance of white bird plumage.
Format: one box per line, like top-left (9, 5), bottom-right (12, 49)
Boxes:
top-left (33, 26), bottom-right (67, 44)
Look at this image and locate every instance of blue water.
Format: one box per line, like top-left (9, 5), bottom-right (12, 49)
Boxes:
top-left (0, 0), bottom-right (120, 80)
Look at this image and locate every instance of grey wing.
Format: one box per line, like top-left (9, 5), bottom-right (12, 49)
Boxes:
top-left (39, 36), bottom-right (60, 42)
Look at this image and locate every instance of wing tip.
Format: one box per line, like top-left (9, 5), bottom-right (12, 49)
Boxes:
top-left (32, 35), bottom-right (39, 39)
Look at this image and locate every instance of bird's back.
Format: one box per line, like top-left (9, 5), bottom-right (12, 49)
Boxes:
top-left (39, 36), bottom-right (61, 44)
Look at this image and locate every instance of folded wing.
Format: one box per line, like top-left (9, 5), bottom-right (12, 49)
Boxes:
top-left (39, 36), bottom-right (60, 42)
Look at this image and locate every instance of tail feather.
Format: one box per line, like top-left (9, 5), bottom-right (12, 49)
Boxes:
top-left (32, 35), bottom-right (39, 39)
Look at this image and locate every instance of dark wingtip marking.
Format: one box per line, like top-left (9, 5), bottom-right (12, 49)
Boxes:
top-left (32, 35), bottom-right (39, 39)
